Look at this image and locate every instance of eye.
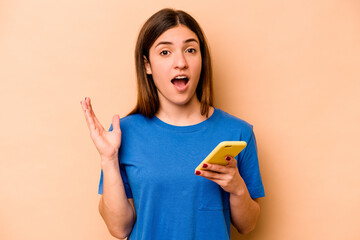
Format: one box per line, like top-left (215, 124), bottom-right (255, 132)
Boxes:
top-left (160, 50), bottom-right (170, 56)
top-left (186, 48), bottom-right (197, 54)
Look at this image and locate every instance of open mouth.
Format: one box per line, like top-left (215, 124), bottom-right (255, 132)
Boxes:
top-left (171, 76), bottom-right (189, 89)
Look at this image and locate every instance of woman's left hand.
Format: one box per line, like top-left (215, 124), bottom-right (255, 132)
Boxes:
top-left (195, 156), bottom-right (245, 196)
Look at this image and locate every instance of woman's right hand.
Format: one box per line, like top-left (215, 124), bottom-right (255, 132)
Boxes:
top-left (80, 97), bottom-right (121, 162)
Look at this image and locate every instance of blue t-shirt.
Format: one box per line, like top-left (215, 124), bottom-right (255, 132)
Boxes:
top-left (99, 108), bottom-right (265, 239)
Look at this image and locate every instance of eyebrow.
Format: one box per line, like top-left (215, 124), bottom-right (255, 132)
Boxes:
top-left (155, 38), bottom-right (199, 48)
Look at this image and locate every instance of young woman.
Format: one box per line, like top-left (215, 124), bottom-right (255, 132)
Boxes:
top-left (81, 8), bottom-right (264, 240)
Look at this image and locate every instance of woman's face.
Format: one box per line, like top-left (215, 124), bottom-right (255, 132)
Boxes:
top-left (145, 25), bottom-right (202, 109)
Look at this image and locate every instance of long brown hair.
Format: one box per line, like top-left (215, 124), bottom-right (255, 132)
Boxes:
top-left (128, 8), bottom-right (213, 118)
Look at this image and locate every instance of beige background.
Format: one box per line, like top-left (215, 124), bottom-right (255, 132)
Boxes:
top-left (1, 0), bottom-right (360, 239)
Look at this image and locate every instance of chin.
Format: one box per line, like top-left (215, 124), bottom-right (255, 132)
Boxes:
top-left (173, 95), bottom-right (198, 107)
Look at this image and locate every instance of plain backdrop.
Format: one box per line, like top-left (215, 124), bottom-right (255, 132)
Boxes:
top-left (1, 0), bottom-right (359, 239)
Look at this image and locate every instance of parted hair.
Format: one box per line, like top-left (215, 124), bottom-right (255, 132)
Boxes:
top-left (128, 8), bottom-right (213, 118)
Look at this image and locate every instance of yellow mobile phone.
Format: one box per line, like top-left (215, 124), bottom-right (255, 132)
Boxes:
top-left (195, 141), bottom-right (247, 171)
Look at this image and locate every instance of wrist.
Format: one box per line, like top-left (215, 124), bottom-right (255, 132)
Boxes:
top-left (229, 179), bottom-right (248, 197)
top-left (100, 156), bottom-right (119, 168)
top-left (230, 187), bottom-right (246, 198)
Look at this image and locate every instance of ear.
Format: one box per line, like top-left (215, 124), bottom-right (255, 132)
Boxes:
top-left (144, 56), bottom-right (152, 75)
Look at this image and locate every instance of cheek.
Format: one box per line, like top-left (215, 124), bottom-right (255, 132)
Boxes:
top-left (151, 61), bottom-right (171, 77)
top-left (150, 64), bottom-right (171, 88)
top-left (193, 59), bottom-right (202, 78)
top-left (193, 55), bottom-right (202, 71)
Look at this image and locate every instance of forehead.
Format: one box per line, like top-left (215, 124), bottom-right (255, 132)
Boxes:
top-left (152, 25), bottom-right (199, 47)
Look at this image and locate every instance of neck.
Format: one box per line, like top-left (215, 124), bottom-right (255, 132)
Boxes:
top-left (156, 95), bottom-right (213, 126)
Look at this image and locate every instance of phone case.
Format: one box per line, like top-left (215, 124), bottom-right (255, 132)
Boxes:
top-left (195, 141), bottom-right (247, 171)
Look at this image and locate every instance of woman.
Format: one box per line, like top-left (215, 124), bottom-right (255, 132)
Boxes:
top-left (81, 8), bottom-right (264, 239)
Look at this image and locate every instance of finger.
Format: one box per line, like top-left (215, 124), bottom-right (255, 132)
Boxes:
top-left (81, 98), bottom-right (90, 113)
top-left (81, 99), bottom-right (91, 128)
top-left (81, 98), bottom-right (96, 130)
top-left (201, 163), bottom-right (229, 174)
top-left (195, 170), bottom-right (224, 180)
top-left (82, 97), bottom-right (91, 111)
top-left (80, 99), bottom-right (86, 111)
top-left (85, 107), bottom-right (97, 132)
top-left (90, 107), bottom-right (104, 132)
top-left (86, 97), bottom-right (96, 118)
top-left (195, 173), bottom-right (228, 189)
top-left (112, 115), bottom-right (121, 133)
top-left (81, 98), bottom-right (98, 132)
top-left (81, 98), bottom-right (93, 119)
top-left (207, 179), bottom-right (227, 187)
top-left (225, 155), bottom-right (238, 168)
top-left (86, 97), bottom-right (105, 132)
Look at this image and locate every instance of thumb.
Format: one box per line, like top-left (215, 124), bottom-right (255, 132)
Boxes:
top-left (112, 114), bottom-right (121, 133)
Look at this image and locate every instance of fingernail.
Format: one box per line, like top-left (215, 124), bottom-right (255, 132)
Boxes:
top-left (195, 171), bottom-right (201, 175)
top-left (202, 163), bottom-right (208, 168)
top-left (225, 156), bottom-right (231, 161)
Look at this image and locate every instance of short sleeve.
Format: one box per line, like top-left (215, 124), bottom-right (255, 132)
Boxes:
top-left (238, 130), bottom-right (265, 199)
top-left (98, 166), bottom-right (133, 198)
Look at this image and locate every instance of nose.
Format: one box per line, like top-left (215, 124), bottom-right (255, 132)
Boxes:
top-left (174, 52), bottom-right (188, 69)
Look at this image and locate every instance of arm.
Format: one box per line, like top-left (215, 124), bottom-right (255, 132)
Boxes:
top-left (81, 97), bottom-right (135, 239)
top-left (228, 179), bottom-right (260, 234)
top-left (195, 156), bottom-right (261, 234)
top-left (98, 158), bottom-right (136, 239)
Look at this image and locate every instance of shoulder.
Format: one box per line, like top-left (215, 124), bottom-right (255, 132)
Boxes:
top-left (120, 113), bottom-right (147, 124)
top-left (214, 108), bottom-right (253, 132)
top-left (119, 113), bottom-right (149, 130)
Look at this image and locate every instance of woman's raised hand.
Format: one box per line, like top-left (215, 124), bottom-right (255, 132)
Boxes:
top-left (80, 97), bottom-right (121, 162)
